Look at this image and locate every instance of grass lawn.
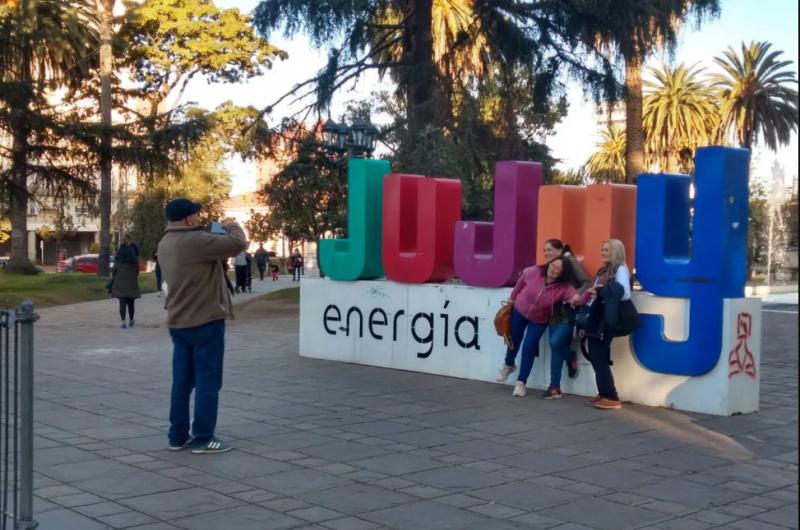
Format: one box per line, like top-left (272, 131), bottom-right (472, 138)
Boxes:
top-left (0, 271), bottom-right (157, 309)
top-left (261, 286), bottom-right (299, 302)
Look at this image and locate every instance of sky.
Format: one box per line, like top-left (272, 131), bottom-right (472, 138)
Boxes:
top-left (182, 0), bottom-right (800, 196)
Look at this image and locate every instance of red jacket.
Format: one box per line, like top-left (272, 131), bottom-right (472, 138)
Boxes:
top-left (510, 266), bottom-right (577, 324)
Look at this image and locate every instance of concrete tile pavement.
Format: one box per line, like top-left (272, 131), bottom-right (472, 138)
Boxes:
top-left (19, 281), bottom-right (799, 529)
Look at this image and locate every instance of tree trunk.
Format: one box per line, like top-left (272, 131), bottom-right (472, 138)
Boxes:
top-left (624, 56), bottom-right (645, 184)
top-left (403, 0), bottom-right (436, 134)
top-left (7, 0), bottom-right (36, 273)
top-left (97, 0), bottom-right (114, 276)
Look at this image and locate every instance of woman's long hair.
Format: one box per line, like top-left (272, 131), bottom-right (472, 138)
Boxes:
top-left (541, 256), bottom-right (577, 285)
top-left (596, 239), bottom-right (627, 283)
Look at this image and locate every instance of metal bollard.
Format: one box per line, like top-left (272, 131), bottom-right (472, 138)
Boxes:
top-left (16, 301), bottom-right (38, 530)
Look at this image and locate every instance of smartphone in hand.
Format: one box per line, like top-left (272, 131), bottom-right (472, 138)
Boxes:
top-left (210, 221), bottom-right (227, 234)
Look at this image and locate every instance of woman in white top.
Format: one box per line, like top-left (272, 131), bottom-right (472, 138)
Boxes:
top-left (575, 239), bottom-right (630, 410)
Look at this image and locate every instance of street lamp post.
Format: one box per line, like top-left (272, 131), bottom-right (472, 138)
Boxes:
top-left (322, 117), bottom-right (378, 158)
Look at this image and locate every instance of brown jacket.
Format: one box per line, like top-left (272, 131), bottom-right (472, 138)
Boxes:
top-left (157, 221), bottom-right (247, 329)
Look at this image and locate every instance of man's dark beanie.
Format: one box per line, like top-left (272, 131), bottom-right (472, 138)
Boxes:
top-left (165, 198), bottom-right (202, 222)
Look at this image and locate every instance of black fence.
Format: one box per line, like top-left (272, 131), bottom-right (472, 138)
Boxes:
top-left (0, 302), bottom-right (38, 530)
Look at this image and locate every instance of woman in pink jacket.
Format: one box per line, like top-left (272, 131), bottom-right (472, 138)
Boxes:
top-left (497, 257), bottom-right (583, 397)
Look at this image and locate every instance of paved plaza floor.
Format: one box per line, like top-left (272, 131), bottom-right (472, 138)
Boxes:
top-left (22, 279), bottom-right (799, 530)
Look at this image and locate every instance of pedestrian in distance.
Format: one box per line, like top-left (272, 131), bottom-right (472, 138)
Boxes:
top-left (254, 244), bottom-right (268, 281)
top-left (291, 249), bottom-right (303, 281)
top-left (153, 250), bottom-right (163, 296)
top-left (270, 261), bottom-right (279, 281)
top-left (111, 234), bottom-right (141, 329)
top-left (233, 250), bottom-right (248, 293)
top-left (157, 198), bottom-right (248, 454)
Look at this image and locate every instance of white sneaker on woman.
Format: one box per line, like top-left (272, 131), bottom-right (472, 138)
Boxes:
top-left (512, 382), bottom-right (527, 397)
top-left (496, 364), bottom-right (517, 383)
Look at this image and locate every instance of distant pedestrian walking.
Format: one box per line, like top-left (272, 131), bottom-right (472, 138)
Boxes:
top-left (158, 198), bottom-right (247, 455)
top-left (111, 235), bottom-right (141, 329)
top-left (153, 250), bottom-right (163, 296)
top-left (270, 262), bottom-right (279, 281)
top-left (291, 249), bottom-right (303, 281)
top-left (233, 250), bottom-right (248, 293)
top-left (254, 244), bottom-right (268, 281)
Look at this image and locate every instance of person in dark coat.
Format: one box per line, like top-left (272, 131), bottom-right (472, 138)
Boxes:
top-left (254, 244), bottom-right (268, 281)
top-left (112, 235), bottom-right (141, 328)
top-left (290, 249), bottom-right (303, 281)
top-left (153, 250), bottom-right (163, 296)
top-left (574, 239), bottom-right (632, 411)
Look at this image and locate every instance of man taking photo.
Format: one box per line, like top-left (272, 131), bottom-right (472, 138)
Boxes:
top-left (157, 198), bottom-right (247, 454)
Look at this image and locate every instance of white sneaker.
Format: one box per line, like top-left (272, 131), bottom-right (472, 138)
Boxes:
top-left (496, 364), bottom-right (517, 383)
top-left (512, 382), bottom-right (527, 397)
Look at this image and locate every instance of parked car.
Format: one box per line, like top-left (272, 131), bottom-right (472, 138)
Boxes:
top-left (57, 254), bottom-right (115, 273)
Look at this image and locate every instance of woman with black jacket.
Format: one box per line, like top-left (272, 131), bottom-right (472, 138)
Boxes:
top-left (575, 239), bottom-right (633, 410)
top-left (111, 235), bottom-right (141, 328)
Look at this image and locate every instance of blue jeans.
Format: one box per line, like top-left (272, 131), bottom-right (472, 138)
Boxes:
top-left (504, 308), bottom-right (548, 384)
top-left (548, 322), bottom-right (573, 389)
top-left (292, 266), bottom-right (301, 281)
top-left (168, 319), bottom-right (225, 446)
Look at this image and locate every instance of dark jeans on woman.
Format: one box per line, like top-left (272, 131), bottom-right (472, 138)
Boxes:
top-left (168, 319), bottom-right (225, 446)
top-left (118, 298), bottom-right (135, 321)
top-left (503, 308), bottom-right (545, 384)
top-left (257, 263), bottom-right (266, 281)
top-left (588, 331), bottom-right (618, 400)
top-left (547, 322), bottom-right (573, 389)
top-left (292, 266), bottom-right (301, 281)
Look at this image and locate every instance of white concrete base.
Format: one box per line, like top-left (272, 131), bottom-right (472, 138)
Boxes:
top-left (299, 279), bottom-right (761, 416)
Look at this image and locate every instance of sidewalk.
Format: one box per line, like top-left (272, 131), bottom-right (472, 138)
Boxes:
top-left (23, 281), bottom-right (799, 530)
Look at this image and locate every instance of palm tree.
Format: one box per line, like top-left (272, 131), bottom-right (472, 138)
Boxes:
top-left (643, 63), bottom-right (719, 172)
top-left (587, 124), bottom-right (626, 183)
top-left (712, 41), bottom-right (799, 150)
top-left (0, 0), bottom-right (99, 272)
top-left (367, 0), bottom-right (489, 83)
top-left (569, 0), bottom-right (720, 183)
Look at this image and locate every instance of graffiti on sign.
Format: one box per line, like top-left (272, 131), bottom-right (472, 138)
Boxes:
top-left (728, 312), bottom-right (756, 379)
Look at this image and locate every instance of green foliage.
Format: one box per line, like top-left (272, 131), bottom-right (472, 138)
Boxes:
top-left (120, 0), bottom-right (286, 110)
top-left (568, 0), bottom-right (720, 64)
top-left (128, 109), bottom-right (234, 258)
top-left (586, 125), bottom-right (626, 183)
top-left (35, 206), bottom-right (76, 249)
top-left (129, 190), bottom-right (168, 262)
top-left (378, 63), bottom-right (564, 220)
top-left (747, 180), bottom-right (769, 279)
top-left (643, 63), bottom-right (720, 172)
top-left (712, 41), bottom-right (799, 150)
top-left (244, 209), bottom-right (279, 244)
top-left (259, 127), bottom-right (348, 242)
top-left (0, 270), bottom-right (156, 308)
top-left (251, 0), bottom-right (620, 133)
top-left (0, 0), bottom-right (100, 269)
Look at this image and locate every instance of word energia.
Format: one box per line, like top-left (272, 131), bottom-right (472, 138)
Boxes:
top-left (318, 147), bottom-right (750, 378)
